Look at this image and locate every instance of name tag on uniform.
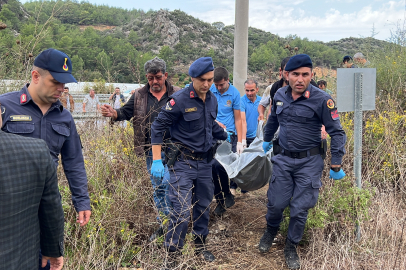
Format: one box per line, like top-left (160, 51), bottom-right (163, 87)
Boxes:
top-left (10, 115), bottom-right (32, 121)
top-left (185, 107), bottom-right (197, 113)
top-left (276, 102), bottom-right (283, 106)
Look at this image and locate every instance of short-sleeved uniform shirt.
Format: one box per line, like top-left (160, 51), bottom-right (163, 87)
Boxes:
top-left (0, 85), bottom-right (90, 212)
top-left (210, 83), bottom-right (240, 133)
top-left (83, 94), bottom-right (100, 112)
top-left (240, 94), bottom-right (261, 138)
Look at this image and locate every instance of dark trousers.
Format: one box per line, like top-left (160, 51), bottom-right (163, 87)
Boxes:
top-left (246, 137), bottom-right (255, 147)
top-left (165, 155), bottom-right (214, 251)
top-left (266, 153), bottom-right (324, 244)
top-left (38, 251), bottom-right (50, 270)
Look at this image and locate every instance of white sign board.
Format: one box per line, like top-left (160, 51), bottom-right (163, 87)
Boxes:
top-left (336, 68), bottom-right (376, 112)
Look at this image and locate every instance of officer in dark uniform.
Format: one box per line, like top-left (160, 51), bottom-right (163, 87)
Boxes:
top-left (0, 48), bottom-right (90, 269)
top-left (150, 57), bottom-right (227, 265)
top-left (258, 54), bottom-right (346, 269)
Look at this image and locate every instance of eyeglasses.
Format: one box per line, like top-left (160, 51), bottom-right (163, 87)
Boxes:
top-left (147, 75), bottom-right (163, 82)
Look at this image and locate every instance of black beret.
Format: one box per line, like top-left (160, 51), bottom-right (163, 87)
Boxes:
top-left (284, 54), bottom-right (313, 71)
top-left (189, 57), bottom-right (214, 78)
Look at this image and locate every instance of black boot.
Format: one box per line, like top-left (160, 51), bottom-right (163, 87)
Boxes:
top-left (194, 235), bottom-right (215, 262)
top-left (224, 192), bottom-right (235, 208)
top-left (149, 225), bottom-right (164, 242)
top-left (258, 225), bottom-right (278, 253)
top-left (214, 202), bottom-right (226, 216)
top-left (284, 238), bottom-right (300, 269)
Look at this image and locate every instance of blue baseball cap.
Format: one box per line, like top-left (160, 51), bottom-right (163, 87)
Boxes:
top-left (285, 54), bottom-right (313, 71)
top-left (189, 57), bottom-right (215, 78)
top-left (34, 48), bottom-right (77, 83)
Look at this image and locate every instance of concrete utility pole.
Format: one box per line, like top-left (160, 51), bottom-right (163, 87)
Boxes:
top-left (233, 0), bottom-right (249, 95)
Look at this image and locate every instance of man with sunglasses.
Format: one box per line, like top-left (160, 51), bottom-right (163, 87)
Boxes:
top-left (101, 57), bottom-right (180, 241)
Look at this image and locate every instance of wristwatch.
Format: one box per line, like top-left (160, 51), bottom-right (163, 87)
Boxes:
top-left (330, 166), bottom-right (341, 172)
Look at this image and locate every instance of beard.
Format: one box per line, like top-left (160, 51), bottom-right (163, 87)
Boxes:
top-left (150, 85), bottom-right (163, 92)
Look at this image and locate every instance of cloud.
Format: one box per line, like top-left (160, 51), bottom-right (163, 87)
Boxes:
top-left (189, 0), bottom-right (405, 42)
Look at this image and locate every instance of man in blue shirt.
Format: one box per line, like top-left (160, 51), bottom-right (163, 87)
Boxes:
top-left (150, 57), bottom-right (227, 265)
top-left (241, 78), bottom-right (261, 147)
top-left (259, 54), bottom-right (346, 269)
top-left (0, 48), bottom-right (91, 270)
top-left (210, 67), bottom-right (243, 215)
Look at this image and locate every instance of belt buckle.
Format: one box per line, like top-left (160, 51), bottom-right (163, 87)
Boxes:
top-left (292, 152), bottom-right (298, 158)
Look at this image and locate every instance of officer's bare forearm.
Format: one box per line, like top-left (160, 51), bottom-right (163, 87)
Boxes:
top-left (82, 103), bottom-right (86, 112)
top-left (152, 145), bottom-right (162, 160)
top-left (241, 112), bottom-right (247, 141)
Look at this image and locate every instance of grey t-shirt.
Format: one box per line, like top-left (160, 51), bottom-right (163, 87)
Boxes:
top-left (83, 94), bottom-right (100, 112)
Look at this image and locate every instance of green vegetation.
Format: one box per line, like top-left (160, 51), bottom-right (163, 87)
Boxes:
top-left (0, 0), bottom-right (392, 86)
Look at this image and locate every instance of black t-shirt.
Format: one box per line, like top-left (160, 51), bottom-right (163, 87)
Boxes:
top-left (145, 91), bottom-right (170, 145)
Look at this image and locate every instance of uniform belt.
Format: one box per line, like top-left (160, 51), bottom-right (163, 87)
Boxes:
top-left (180, 147), bottom-right (209, 161)
top-left (281, 146), bottom-right (321, 159)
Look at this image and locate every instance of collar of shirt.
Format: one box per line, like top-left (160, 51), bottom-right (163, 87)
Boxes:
top-left (284, 85), bottom-right (313, 100)
top-left (19, 85), bottom-right (63, 112)
top-left (243, 94), bottom-right (261, 104)
top-left (210, 83), bottom-right (233, 96)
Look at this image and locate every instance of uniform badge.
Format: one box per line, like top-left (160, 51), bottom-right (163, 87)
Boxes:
top-left (165, 102), bottom-right (172, 111)
top-left (170, 99), bottom-right (175, 106)
top-left (331, 109), bottom-right (339, 120)
top-left (190, 91), bottom-right (195, 98)
top-left (327, 99), bottom-right (335, 109)
top-left (10, 115), bottom-right (32, 121)
top-left (226, 100), bottom-right (232, 107)
top-left (185, 107), bottom-right (197, 113)
top-left (304, 91), bottom-right (310, 98)
top-left (63, 58), bottom-right (69, 71)
top-left (276, 101), bottom-right (283, 106)
top-left (20, 94), bottom-right (27, 103)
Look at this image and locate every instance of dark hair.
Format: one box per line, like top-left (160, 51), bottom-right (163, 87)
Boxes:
top-left (281, 57), bottom-right (291, 70)
top-left (144, 57), bottom-right (166, 74)
top-left (244, 78), bottom-right (258, 88)
top-left (317, 80), bottom-right (327, 87)
top-left (213, 67), bottom-right (229, 82)
top-left (64, 86), bottom-right (69, 90)
top-left (115, 87), bottom-right (120, 90)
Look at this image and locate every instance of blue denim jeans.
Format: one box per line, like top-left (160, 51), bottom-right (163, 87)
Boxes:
top-left (146, 150), bottom-right (172, 221)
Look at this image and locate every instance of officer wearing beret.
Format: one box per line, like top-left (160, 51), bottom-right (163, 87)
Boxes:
top-left (258, 54), bottom-right (346, 269)
top-left (0, 48), bottom-right (91, 269)
top-left (151, 57), bottom-right (227, 265)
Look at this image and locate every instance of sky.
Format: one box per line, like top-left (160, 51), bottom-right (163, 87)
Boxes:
top-left (21, 0), bottom-right (406, 42)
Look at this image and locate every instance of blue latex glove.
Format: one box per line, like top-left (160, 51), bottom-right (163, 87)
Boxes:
top-left (262, 141), bottom-right (273, 153)
top-left (227, 132), bottom-right (233, 143)
top-left (330, 168), bottom-right (346, 180)
top-left (151, 159), bottom-right (165, 179)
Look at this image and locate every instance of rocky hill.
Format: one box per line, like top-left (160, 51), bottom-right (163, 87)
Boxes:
top-left (0, 0), bottom-right (393, 84)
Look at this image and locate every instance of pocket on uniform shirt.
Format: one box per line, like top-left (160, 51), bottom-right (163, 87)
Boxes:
top-left (292, 107), bottom-right (315, 123)
top-left (5, 122), bottom-right (35, 134)
top-left (183, 111), bottom-right (203, 131)
top-left (49, 123), bottom-right (70, 153)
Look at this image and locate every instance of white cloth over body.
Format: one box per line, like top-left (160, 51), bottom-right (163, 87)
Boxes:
top-left (214, 120), bottom-right (274, 191)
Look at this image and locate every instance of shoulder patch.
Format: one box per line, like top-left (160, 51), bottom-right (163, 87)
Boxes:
top-left (327, 99), bottom-right (335, 109)
top-left (331, 109), bottom-right (339, 120)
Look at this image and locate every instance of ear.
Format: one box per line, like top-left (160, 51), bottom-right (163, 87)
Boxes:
top-left (164, 72), bottom-right (168, 80)
top-left (31, 70), bottom-right (40, 84)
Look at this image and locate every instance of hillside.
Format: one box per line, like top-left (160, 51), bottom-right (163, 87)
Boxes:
top-left (0, 0), bottom-right (393, 85)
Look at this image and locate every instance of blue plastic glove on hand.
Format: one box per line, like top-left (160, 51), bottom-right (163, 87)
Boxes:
top-left (330, 168), bottom-right (346, 180)
top-left (262, 141), bottom-right (273, 153)
top-left (151, 159), bottom-right (165, 179)
top-left (227, 132), bottom-right (233, 143)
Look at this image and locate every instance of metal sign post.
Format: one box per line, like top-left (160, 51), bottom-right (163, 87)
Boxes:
top-left (354, 73), bottom-right (363, 241)
top-left (336, 68), bottom-right (376, 242)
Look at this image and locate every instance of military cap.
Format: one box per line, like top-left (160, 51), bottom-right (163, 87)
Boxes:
top-left (34, 48), bottom-right (77, 83)
top-left (188, 57), bottom-right (215, 78)
top-left (285, 54), bottom-right (313, 71)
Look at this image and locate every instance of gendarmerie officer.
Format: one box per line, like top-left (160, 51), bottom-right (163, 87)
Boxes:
top-left (258, 54), bottom-right (346, 269)
top-left (150, 57), bottom-right (227, 265)
top-left (0, 49), bottom-right (91, 269)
